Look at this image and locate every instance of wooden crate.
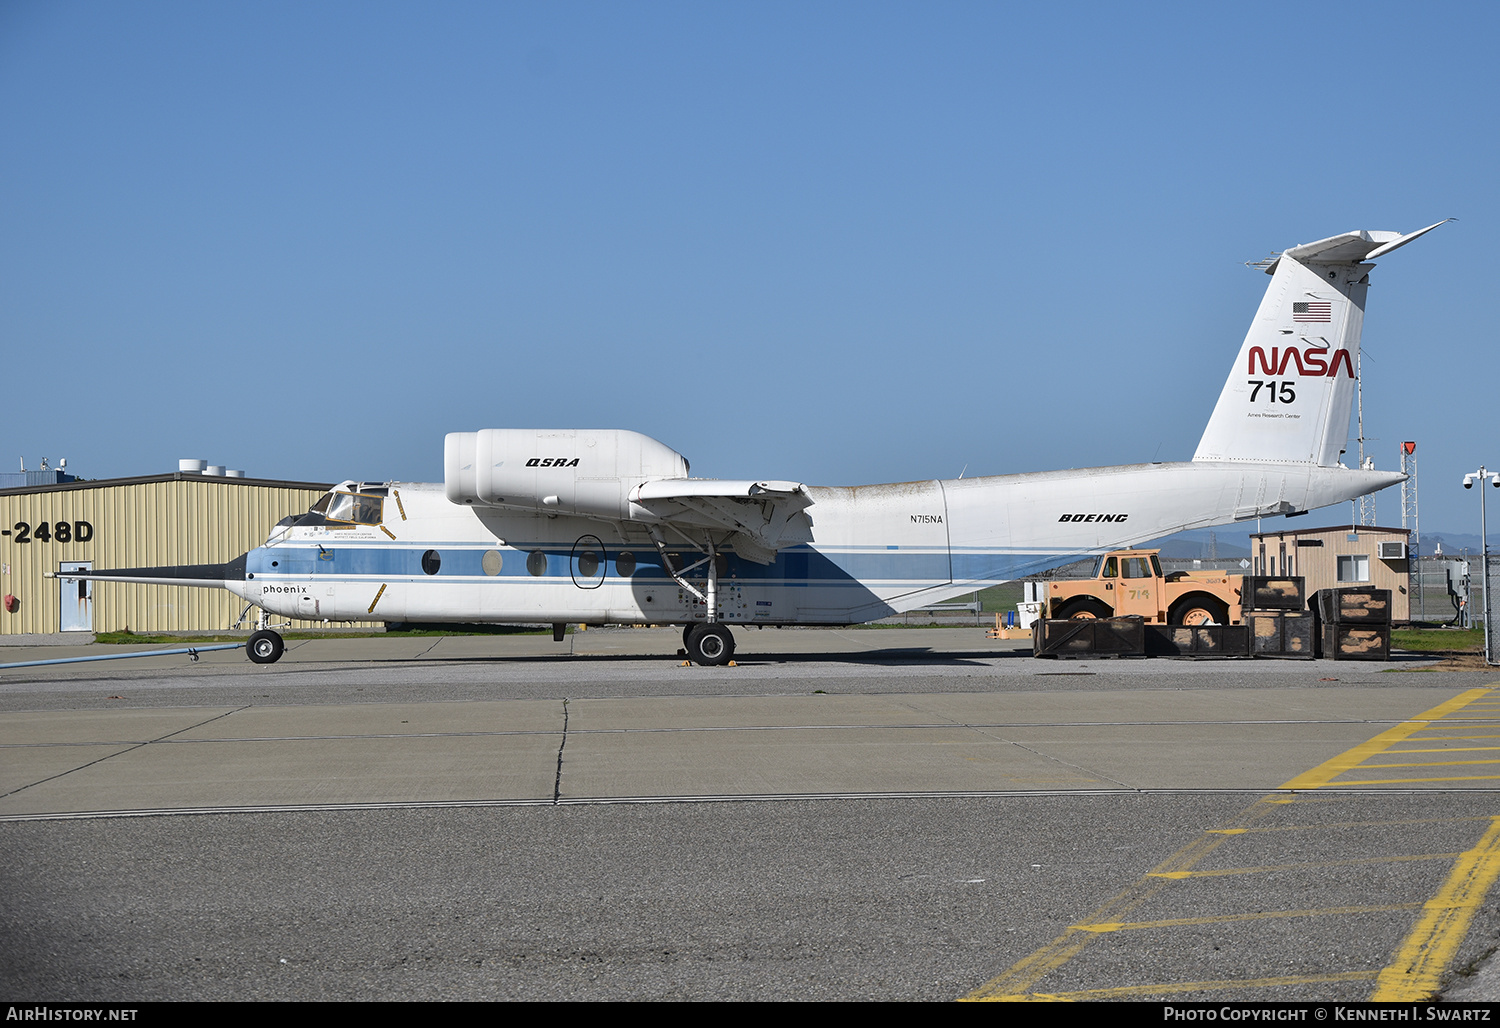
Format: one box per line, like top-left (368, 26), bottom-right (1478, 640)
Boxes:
top-left (1320, 623), bottom-right (1392, 661)
top-left (1314, 588), bottom-right (1393, 625)
top-left (1145, 624), bottom-right (1250, 658)
top-left (1248, 611), bottom-right (1316, 659)
top-left (1034, 618), bottom-right (1147, 658)
top-left (1242, 576), bottom-right (1306, 612)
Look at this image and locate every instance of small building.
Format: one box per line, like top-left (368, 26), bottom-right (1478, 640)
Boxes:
top-left (0, 471), bottom-right (361, 637)
top-left (1249, 524), bottom-right (1412, 623)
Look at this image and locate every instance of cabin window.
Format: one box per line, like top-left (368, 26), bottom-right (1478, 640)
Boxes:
top-left (616, 551), bottom-right (636, 577)
top-left (482, 550), bottom-right (503, 576)
top-left (527, 550), bottom-right (548, 577)
top-left (1337, 554), bottom-right (1370, 583)
top-left (326, 492), bottom-right (383, 526)
top-left (1101, 557), bottom-right (1118, 578)
top-left (1120, 557), bottom-right (1152, 579)
top-left (421, 550), bottom-right (441, 575)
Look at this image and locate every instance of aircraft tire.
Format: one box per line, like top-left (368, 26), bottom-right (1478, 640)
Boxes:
top-left (247, 630), bottom-right (285, 664)
top-left (1055, 598), bottom-right (1112, 620)
top-left (1168, 595), bottom-right (1230, 627)
top-left (686, 623), bottom-right (735, 667)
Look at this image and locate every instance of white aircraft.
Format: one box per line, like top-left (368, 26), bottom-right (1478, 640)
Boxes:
top-left (73, 224), bottom-right (1445, 665)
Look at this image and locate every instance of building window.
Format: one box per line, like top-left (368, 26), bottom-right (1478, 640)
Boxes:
top-left (1337, 554), bottom-right (1370, 583)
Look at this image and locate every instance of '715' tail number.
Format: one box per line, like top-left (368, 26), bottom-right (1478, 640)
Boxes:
top-left (1248, 380), bottom-right (1296, 404)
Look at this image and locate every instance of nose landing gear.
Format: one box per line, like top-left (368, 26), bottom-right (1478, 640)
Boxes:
top-left (247, 629), bottom-right (285, 664)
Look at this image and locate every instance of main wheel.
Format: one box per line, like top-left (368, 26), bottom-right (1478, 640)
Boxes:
top-left (686, 623), bottom-right (735, 666)
top-left (1054, 597), bottom-right (1112, 620)
top-left (247, 629), bottom-right (285, 664)
top-left (1169, 595), bottom-right (1230, 626)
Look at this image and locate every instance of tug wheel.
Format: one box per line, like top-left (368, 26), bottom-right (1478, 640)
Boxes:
top-left (1054, 598), bottom-right (1112, 620)
top-left (1169, 596), bottom-right (1230, 627)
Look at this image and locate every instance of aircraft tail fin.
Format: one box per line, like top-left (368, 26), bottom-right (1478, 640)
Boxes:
top-left (1193, 221), bottom-right (1449, 467)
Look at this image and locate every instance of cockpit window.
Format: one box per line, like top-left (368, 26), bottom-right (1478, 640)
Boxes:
top-left (326, 492), bottom-right (383, 526)
top-left (310, 493), bottom-right (332, 514)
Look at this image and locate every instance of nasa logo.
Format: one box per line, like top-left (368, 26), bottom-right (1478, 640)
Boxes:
top-left (525, 458), bottom-right (581, 468)
top-left (1247, 346), bottom-right (1355, 378)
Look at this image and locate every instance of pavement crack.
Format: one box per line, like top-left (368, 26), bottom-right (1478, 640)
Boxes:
top-left (968, 724), bottom-right (1136, 791)
top-left (409, 637), bottom-right (445, 660)
top-left (0, 705), bottom-right (253, 800)
top-left (553, 698), bottom-right (569, 804)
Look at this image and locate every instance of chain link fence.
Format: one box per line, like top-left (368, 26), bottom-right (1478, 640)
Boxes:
top-left (1412, 554), bottom-right (1500, 665)
top-left (1488, 554), bottom-right (1500, 666)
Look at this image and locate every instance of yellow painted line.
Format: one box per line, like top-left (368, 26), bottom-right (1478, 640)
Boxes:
top-left (962, 687), bottom-right (1496, 1003)
top-left (1075, 902), bottom-right (1422, 933)
top-left (1279, 689), bottom-right (1495, 792)
top-left (380, 524), bottom-right (397, 540)
top-left (1323, 775), bottom-right (1500, 787)
top-left (367, 583), bottom-right (387, 614)
top-left (960, 796), bottom-right (1286, 1001)
top-left (1147, 853), bottom-right (1457, 880)
top-left (1210, 816), bottom-right (1493, 834)
top-left (1024, 970), bottom-right (1381, 1002)
top-left (1371, 816), bottom-right (1500, 1001)
top-left (1402, 734), bottom-right (1500, 742)
top-left (393, 488), bottom-right (406, 520)
top-left (1384, 747), bottom-right (1500, 754)
top-left (1400, 722), bottom-right (1500, 727)
top-left (1363, 759), bottom-right (1500, 769)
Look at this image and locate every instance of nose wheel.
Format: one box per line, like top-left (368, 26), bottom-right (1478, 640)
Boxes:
top-left (684, 623), bottom-right (735, 666)
top-left (247, 629), bottom-right (285, 664)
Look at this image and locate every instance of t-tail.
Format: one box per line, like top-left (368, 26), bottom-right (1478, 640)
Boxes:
top-left (1195, 221), bottom-right (1450, 468)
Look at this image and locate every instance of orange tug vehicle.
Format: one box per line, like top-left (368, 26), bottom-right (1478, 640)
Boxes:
top-left (1042, 549), bottom-right (1253, 626)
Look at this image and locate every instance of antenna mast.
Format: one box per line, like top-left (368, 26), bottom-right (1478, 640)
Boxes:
top-left (1356, 349), bottom-right (1376, 526)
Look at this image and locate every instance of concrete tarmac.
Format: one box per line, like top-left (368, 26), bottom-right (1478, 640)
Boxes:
top-left (3, 628), bottom-right (1500, 1001)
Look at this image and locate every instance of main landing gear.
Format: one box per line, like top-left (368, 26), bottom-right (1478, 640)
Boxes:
top-left (683, 623), bottom-right (735, 667)
top-left (652, 527), bottom-right (737, 667)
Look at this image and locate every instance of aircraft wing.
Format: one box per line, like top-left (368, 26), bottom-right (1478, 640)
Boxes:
top-left (629, 479), bottom-right (813, 564)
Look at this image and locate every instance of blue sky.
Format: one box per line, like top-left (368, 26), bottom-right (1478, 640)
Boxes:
top-left (2, 1), bottom-right (1494, 535)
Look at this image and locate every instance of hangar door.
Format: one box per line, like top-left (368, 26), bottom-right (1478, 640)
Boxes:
top-left (58, 561), bottom-right (93, 633)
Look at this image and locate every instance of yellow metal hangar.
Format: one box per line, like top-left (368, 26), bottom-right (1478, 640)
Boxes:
top-left (0, 464), bottom-right (365, 638)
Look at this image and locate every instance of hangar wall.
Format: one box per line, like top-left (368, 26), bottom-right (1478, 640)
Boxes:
top-left (0, 474), bottom-right (378, 636)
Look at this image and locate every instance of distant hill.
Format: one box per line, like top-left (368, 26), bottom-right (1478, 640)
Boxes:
top-left (1144, 528), bottom-right (1252, 559)
top-left (1143, 526), bottom-right (1494, 560)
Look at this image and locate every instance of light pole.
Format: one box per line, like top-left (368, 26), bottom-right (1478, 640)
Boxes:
top-left (1462, 466), bottom-right (1499, 665)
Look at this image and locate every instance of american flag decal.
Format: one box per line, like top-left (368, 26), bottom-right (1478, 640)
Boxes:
top-left (1293, 301), bottom-right (1332, 323)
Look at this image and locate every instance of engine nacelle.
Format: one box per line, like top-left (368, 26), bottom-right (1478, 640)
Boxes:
top-left (444, 429), bottom-right (689, 519)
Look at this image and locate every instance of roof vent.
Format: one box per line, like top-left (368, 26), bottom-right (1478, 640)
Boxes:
top-left (179, 459), bottom-right (207, 473)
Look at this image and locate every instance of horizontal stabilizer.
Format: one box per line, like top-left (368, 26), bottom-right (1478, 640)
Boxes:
top-left (1265, 220), bottom-right (1452, 273)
